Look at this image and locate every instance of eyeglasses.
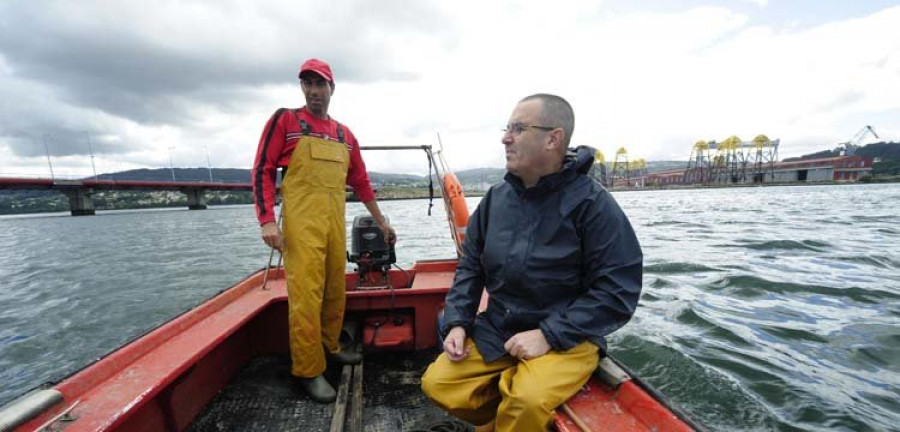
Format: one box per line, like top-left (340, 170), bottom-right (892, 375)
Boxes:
top-left (502, 123), bottom-right (557, 136)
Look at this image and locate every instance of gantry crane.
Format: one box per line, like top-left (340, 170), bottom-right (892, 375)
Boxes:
top-left (611, 147), bottom-right (629, 188)
top-left (685, 140), bottom-right (712, 185)
top-left (749, 135), bottom-right (778, 183)
top-left (685, 135), bottom-right (779, 185)
top-left (628, 158), bottom-right (647, 187)
top-left (840, 125), bottom-right (878, 156)
top-left (709, 136), bottom-right (743, 184)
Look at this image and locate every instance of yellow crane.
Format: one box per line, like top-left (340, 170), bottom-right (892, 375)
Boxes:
top-left (685, 140), bottom-right (712, 184)
top-left (611, 147), bottom-right (630, 188)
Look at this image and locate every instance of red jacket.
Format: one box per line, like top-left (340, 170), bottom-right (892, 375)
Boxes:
top-left (252, 107), bottom-right (375, 226)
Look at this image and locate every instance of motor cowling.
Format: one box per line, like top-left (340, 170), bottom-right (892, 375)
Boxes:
top-left (348, 215), bottom-right (395, 286)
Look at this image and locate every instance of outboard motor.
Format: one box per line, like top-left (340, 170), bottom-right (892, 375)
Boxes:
top-left (348, 215), bottom-right (395, 289)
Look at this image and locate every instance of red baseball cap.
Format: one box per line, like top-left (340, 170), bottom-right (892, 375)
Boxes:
top-left (298, 58), bottom-right (334, 83)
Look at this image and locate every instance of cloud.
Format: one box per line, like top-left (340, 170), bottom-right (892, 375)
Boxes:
top-left (0, 0), bottom-right (452, 168)
top-left (0, 1), bottom-right (447, 104)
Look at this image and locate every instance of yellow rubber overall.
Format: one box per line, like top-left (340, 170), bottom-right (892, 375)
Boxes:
top-left (421, 338), bottom-right (598, 431)
top-left (281, 127), bottom-right (349, 378)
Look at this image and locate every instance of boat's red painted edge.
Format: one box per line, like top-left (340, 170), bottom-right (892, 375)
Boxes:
top-left (0, 178), bottom-right (54, 188)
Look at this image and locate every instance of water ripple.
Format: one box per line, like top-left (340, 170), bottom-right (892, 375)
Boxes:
top-left (728, 239), bottom-right (833, 252)
top-left (645, 262), bottom-right (719, 274)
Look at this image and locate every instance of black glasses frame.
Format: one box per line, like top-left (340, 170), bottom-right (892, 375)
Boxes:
top-left (502, 123), bottom-right (557, 135)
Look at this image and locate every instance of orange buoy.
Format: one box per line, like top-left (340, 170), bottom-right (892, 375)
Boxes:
top-left (442, 173), bottom-right (469, 250)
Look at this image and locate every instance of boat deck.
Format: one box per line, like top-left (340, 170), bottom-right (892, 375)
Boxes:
top-left (187, 349), bottom-right (470, 432)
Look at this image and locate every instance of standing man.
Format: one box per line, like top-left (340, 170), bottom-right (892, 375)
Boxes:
top-left (252, 58), bottom-right (396, 403)
top-left (421, 94), bottom-right (643, 431)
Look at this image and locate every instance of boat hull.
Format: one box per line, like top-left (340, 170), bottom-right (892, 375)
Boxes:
top-left (9, 259), bottom-right (699, 431)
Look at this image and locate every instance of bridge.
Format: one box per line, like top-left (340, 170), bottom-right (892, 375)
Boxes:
top-left (0, 177), bottom-right (252, 216)
top-left (2, 146), bottom-right (431, 216)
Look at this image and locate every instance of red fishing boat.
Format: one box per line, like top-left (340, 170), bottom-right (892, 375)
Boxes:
top-left (0, 146), bottom-right (704, 432)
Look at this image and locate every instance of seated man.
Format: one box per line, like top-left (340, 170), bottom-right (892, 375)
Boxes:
top-left (421, 94), bottom-right (643, 432)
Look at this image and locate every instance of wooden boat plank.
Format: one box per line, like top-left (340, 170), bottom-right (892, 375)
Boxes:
top-left (349, 362), bottom-right (363, 432)
top-left (329, 365), bottom-right (352, 432)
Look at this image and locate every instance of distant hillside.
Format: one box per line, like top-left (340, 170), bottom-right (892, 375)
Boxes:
top-left (454, 168), bottom-right (505, 185)
top-left (645, 161), bottom-right (686, 173)
top-left (82, 160), bottom-right (689, 188)
top-left (98, 168), bottom-right (250, 183)
top-left (96, 168), bottom-right (425, 186)
top-left (857, 142), bottom-right (900, 160)
top-left (371, 172), bottom-right (425, 184)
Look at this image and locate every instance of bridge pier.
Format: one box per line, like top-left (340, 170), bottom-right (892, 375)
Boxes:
top-left (182, 188), bottom-right (207, 210)
top-left (61, 188), bottom-right (96, 216)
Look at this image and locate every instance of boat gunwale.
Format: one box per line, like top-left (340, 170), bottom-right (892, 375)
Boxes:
top-left (12, 268), bottom-right (283, 430)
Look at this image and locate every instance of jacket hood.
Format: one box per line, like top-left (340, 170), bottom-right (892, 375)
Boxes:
top-left (565, 145), bottom-right (597, 175)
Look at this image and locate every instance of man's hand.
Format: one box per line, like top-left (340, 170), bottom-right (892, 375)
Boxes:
top-left (504, 329), bottom-right (551, 360)
top-left (379, 222), bottom-right (397, 245)
top-left (362, 201), bottom-right (396, 245)
top-left (261, 222), bottom-right (283, 252)
top-left (443, 326), bottom-right (470, 362)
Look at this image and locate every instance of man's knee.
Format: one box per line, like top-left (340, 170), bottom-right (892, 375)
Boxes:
top-left (421, 359), bottom-right (477, 411)
top-left (421, 359), bottom-right (456, 404)
top-left (504, 376), bottom-right (559, 414)
top-left (420, 362), bottom-right (439, 399)
top-left (507, 389), bottom-right (552, 414)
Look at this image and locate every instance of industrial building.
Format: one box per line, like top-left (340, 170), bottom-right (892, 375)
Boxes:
top-left (771, 156), bottom-right (874, 182)
top-left (597, 127), bottom-right (880, 189)
top-left (642, 155), bottom-right (874, 187)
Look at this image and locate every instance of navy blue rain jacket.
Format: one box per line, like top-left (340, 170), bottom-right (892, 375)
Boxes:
top-left (441, 145), bottom-right (643, 362)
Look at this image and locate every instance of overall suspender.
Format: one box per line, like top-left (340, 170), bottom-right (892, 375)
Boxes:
top-left (299, 118), bottom-right (311, 136)
top-left (297, 113), bottom-right (344, 144)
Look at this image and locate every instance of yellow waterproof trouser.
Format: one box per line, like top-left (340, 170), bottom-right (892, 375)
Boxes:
top-left (281, 132), bottom-right (349, 378)
top-left (421, 338), bottom-right (599, 432)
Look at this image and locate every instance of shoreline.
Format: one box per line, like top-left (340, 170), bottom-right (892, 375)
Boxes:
top-left (1, 180), bottom-right (897, 217)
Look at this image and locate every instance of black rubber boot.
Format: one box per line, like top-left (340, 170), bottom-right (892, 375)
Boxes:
top-left (296, 375), bottom-right (336, 403)
top-left (327, 348), bottom-right (363, 365)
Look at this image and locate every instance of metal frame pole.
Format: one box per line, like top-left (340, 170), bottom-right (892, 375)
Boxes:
top-left (86, 132), bottom-right (98, 181)
top-left (42, 135), bottom-right (55, 180)
top-left (168, 146), bottom-right (176, 182)
top-left (205, 144), bottom-right (213, 182)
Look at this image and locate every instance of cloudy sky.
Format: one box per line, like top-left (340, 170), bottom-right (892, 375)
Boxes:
top-left (1, 0), bottom-right (898, 178)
